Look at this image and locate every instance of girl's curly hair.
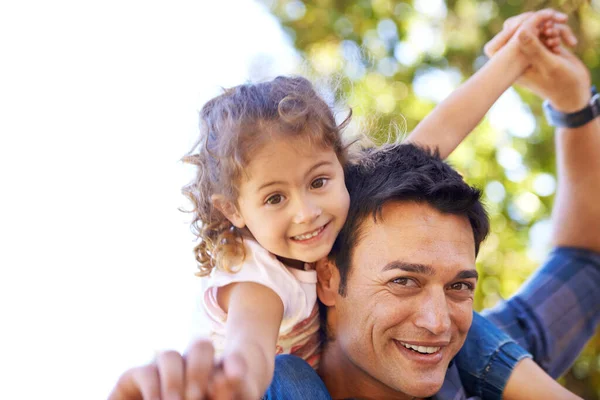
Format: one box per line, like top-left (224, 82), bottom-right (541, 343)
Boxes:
top-left (182, 76), bottom-right (352, 276)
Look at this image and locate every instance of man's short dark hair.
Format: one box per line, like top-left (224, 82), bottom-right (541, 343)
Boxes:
top-left (329, 143), bottom-right (490, 295)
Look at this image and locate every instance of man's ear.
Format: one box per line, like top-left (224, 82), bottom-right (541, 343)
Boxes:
top-left (211, 194), bottom-right (245, 228)
top-left (316, 258), bottom-right (341, 306)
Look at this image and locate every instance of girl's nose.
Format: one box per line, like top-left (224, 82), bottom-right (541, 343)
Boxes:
top-left (293, 199), bottom-right (322, 224)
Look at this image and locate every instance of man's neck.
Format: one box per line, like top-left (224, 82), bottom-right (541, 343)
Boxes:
top-left (318, 340), bottom-right (421, 400)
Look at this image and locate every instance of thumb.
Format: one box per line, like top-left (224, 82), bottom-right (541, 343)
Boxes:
top-left (517, 28), bottom-right (555, 68)
top-left (222, 352), bottom-right (247, 380)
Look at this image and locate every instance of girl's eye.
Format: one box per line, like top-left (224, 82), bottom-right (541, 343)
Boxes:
top-left (265, 194), bottom-right (283, 205)
top-left (311, 177), bottom-right (328, 189)
top-left (449, 282), bottom-right (474, 292)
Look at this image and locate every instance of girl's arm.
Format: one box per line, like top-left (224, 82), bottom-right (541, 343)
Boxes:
top-left (405, 10), bottom-right (564, 159)
top-left (215, 281), bottom-right (284, 398)
top-left (107, 284), bottom-right (282, 400)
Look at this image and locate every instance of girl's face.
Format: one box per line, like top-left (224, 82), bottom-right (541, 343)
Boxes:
top-left (231, 135), bottom-right (350, 266)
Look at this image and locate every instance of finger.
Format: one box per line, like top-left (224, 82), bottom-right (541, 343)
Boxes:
top-left (207, 354), bottom-right (251, 400)
top-left (485, 12), bottom-right (533, 57)
top-left (184, 339), bottom-right (215, 400)
top-left (551, 45), bottom-right (562, 55)
top-left (108, 365), bottom-right (161, 400)
top-left (222, 353), bottom-right (247, 393)
top-left (208, 369), bottom-right (233, 400)
top-left (556, 23), bottom-right (578, 47)
top-left (544, 37), bottom-right (561, 48)
top-left (543, 26), bottom-right (558, 39)
top-left (503, 12), bottom-right (533, 31)
top-left (517, 27), bottom-right (559, 74)
top-left (107, 367), bottom-right (145, 400)
top-left (484, 20), bottom-right (523, 57)
top-left (156, 351), bottom-right (185, 400)
top-left (520, 9), bottom-right (557, 32)
top-left (551, 10), bottom-right (568, 23)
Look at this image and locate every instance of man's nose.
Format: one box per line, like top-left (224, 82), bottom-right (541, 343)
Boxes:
top-left (413, 290), bottom-right (451, 336)
top-left (292, 196), bottom-right (322, 224)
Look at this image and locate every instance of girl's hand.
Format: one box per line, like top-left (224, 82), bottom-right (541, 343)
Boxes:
top-left (108, 339), bottom-right (263, 400)
top-left (207, 352), bottom-right (262, 400)
top-left (484, 9), bottom-right (577, 58)
top-left (108, 339), bottom-right (217, 400)
top-left (484, 9), bottom-right (590, 113)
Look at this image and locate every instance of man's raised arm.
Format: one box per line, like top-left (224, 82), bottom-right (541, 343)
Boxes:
top-left (482, 20), bottom-right (600, 378)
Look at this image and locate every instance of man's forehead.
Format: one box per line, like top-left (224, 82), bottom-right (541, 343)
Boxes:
top-left (351, 201), bottom-right (476, 270)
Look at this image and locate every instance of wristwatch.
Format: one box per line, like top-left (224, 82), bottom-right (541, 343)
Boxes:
top-left (543, 85), bottom-right (600, 128)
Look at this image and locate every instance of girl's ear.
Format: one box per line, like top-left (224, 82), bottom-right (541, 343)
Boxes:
top-left (316, 258), bottom-right (340, 306)
top-left (211, 195), bottom-right (245, 229)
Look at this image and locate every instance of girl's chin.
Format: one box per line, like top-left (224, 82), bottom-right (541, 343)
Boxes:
top-left (277, 253), bottom-right (328, 268)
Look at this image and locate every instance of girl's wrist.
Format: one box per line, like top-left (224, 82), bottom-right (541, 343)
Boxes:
top-left (495, 40), bottom-right (530, 77)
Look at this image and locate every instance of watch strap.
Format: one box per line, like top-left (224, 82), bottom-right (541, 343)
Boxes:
top-left (543, 85), bottom-right (600, 128)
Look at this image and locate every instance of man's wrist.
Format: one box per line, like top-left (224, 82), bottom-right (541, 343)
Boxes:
top-left (543, 86), bottom-right (599, 128)
top-left (547, 86), bottom-right (592, 113)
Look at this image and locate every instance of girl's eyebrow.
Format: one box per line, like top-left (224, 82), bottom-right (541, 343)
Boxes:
top-left (257, 161), bottom-right (334, 191)
top-left (258, 180), bottom-right (285, 192)
top-left (306, 160), bottom-right (333, 176)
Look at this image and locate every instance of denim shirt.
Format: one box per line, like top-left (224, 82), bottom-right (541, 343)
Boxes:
top-left (435, 315), bottom-right (530, 400)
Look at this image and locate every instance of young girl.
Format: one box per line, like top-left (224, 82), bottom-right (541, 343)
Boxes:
top-left (108, 9), bottom-right (580, 400)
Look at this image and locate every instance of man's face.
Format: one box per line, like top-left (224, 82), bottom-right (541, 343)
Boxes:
top-left (327, 201), bottom-right (477, 398)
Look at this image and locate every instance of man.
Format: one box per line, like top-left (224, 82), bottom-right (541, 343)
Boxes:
top-left (265, 10), bottom-right (600, 400)
top-left (109, 10), bottom-right (600, 400)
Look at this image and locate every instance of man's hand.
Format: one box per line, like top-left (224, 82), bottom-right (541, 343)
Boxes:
top-left (484, 9), bottom-right (591, 112)
top-left (107, 339), bottom-right (261, 400)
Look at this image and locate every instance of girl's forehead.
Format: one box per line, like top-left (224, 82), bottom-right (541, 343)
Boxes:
top-left (251, 133), bottom-right (336, 162)
top-left (240, 136), bottom-right (341, 183)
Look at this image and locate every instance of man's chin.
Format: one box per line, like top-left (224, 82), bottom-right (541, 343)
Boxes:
top-left (401, 381), bottom-right (445, 399)
top-left (391, 371), bottom-right (446, 399)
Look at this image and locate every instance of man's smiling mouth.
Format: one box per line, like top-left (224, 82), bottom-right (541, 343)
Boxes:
top-left (399, 342), bottom-right (441, 354)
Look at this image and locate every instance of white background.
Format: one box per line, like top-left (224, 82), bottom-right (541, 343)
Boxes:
top-left (0, 1), bottom-right (296, 398)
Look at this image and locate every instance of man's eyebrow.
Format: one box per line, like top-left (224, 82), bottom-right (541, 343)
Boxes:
top-left (381, 262), bottom-right (435, 275)
top-left (454, 270), bottom-right (479, 280)
top-left (257, 161), bottom-right (333, 192)
top-left (382, 262), bottom-right (478, 280)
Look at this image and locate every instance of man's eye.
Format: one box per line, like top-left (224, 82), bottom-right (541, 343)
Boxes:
top-left (265, 194), bottom-right (283, 205)
top-left (311, 177), bottom-right (327, 189)
top-left (449, 282), bottom-right (474, 291)
top-left (391, 277), bottom-right (417, 287)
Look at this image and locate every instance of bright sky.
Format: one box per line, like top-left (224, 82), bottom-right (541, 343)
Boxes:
top-left (0, 1), bottom-right (296, 398)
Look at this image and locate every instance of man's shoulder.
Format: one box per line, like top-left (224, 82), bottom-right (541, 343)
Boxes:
top-left (432, 364), bottom-right (480, 400)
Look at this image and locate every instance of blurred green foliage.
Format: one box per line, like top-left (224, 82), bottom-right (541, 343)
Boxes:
top-left (266, 0), bottom-right (600, 397)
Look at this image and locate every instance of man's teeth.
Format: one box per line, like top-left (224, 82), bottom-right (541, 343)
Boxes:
top-left (400, 342), bottom-right (440, 354)
top-left (292, 227), bottom-right (322, 240)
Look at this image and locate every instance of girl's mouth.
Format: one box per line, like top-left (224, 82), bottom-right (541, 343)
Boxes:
top-left (290, 223), bottom-right (328, 242)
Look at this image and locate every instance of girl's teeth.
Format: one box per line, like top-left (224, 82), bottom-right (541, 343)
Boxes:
top-left (293, 227), bottom-right (322, 240)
